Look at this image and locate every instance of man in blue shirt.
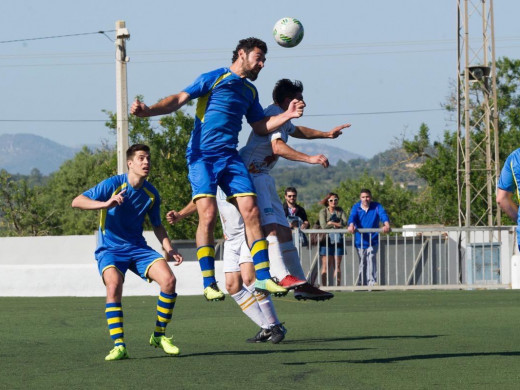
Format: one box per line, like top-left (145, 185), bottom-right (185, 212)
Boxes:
top-left (72, 144), bottom-right (183, 361)
top-left (131, 38), bottom-right (304, 301)
top-left (347, 189), bottom-right (390, 286)
top-left (497, 148), bottom-right (520, 249)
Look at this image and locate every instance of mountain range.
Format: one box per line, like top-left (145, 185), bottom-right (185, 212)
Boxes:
top-left (0, 134), bottom-right (80, 175)
top-left (0, 133), bottom-right (365, 176)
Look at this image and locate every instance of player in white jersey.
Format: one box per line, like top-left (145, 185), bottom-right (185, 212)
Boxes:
top-left (166, 188), bottom-right (287, 343)
top-left (239, 79), bottom-right (350, 300)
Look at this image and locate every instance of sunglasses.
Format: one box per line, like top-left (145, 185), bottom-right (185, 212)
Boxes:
top-left (328, 198), bottom-right (339, 202)
top-left (286, 195), bottom-right (297, 198)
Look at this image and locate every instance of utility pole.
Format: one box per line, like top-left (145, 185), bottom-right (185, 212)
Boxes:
top-left (456, 0), bottom-right (500, 228)
top-left (115, 21), bottom-right (130, 174)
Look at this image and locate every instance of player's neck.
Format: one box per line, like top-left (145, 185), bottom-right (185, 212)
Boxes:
top-left (127, 172), bottom-right (146, 189)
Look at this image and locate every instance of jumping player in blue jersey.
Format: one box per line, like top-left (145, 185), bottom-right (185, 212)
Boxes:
top-left (131, 37), bottom-right (304, 301)
top-left (72, 144), bottom-right (183, 361)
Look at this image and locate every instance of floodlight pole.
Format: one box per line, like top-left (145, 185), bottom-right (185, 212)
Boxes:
top-left (115, 20), bottom-right (130, 174)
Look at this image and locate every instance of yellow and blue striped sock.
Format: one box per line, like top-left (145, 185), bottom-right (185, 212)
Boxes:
top-left (105, 302), bottom-right (125, 347)
top-left (197, 245), bottom-right (216, 288)
top-left (250, 238), bottom-right (271, 281)
top-left (154, 291), bottom-right (177, 337)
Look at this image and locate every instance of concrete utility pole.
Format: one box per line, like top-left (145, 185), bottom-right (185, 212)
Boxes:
top-left (456, 0), bottom-right (500, 227)
top-left (115, 21), bottom-right (130, 174)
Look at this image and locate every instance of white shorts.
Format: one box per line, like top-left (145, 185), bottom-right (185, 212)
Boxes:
top-left (251, 174), bottom-right (290, 228)
top-left (222, 235), bottom-right (252, 273)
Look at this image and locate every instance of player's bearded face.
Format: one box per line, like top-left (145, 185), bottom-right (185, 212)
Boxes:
top-left (242, 49), bottom-right (265, 81)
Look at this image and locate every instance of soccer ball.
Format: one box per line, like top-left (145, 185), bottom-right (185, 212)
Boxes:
top-left (273, 17), bottom-right (304, 48)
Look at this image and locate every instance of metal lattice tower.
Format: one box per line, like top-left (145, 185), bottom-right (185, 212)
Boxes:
top-left (456, 0), bottom-right (500, 227)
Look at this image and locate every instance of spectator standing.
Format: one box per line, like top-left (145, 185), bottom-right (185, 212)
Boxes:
top-left (347, 189), bottom-right (390, 286)
top-left (283, 187), bottom-right (310, 246)
top-left (318, 192), bottom-right (348, 286)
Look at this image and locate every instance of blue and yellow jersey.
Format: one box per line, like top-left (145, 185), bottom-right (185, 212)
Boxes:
top-left (183, 67), bottom-right (265, 161)
top-left (82, 174), bottom-right (161, 253)
top-left (498, 148), bottom-right (520, 229)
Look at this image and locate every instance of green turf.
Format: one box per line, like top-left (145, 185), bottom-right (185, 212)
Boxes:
top-left (2, 290), bottom-right (520, 389)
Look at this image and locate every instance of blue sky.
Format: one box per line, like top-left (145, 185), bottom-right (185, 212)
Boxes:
top-left (1, 0), bottom-right (519, 158)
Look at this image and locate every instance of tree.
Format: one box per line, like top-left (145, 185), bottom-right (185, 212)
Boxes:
top-left (401, 57), bottom-right (520, 226)
top-left (0, 170), bottom-right (54, 236)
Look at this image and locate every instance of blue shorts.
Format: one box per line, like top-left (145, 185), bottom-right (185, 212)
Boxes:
top-left (319, 244), bottom-right (345, 256)
top-left (96, 245), bottom-right (164, 282)
top-left (188, 153), bottom-right (256, 200)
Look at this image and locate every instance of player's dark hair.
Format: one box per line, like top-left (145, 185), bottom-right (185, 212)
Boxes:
top-left (272, 79), bottom-right (304, 105)
top-left (285, 186), bottom-right (298, 195)
top-left (232, 37), bottom-right (268, 63)
top-left (126, 144), bottom-right (150, 160)
top-left (360, 188), bottom-right (372, 196)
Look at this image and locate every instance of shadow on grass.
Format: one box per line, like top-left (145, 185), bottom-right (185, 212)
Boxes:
top-left (282, 334), bottom-right (441, 344)
top-left (131, 347), bottom-right (370, 360)
top-left (283, 351), bottom-right (520, 365)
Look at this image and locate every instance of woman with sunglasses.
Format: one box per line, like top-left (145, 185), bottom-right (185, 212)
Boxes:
top-left (318, 192), bottom-right (348, 286)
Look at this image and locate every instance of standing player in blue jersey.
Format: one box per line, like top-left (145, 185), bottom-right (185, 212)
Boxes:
top-left (497, 148), bottom-right (520, 249)
top-left (72, 144), bottom-right (183, 361)
top-left (131, 37), bottom-right (304, 301)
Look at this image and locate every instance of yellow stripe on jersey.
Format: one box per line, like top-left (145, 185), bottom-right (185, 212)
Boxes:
top-left (243, 82), bottom-right (257, 100)
top-left (143, 186), bottom-right (155, 209)
top-left (195, 72), bottom-right (232, 123)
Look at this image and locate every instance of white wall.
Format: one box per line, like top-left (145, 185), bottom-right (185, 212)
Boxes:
top-left (0, 233), bottom-right (224, 297)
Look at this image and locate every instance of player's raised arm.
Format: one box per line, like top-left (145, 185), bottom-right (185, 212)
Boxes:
top-left (291, 123), bottom-right (351, 139)
top-left (250, 99), bottom-right (305, 136)
top-left (130, 92), bottom-right (191, 117)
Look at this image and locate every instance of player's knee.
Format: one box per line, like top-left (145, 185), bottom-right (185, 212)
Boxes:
top-left (226, 281), bottom-right (240, 295)
top-left (161, 274), bottom-right (176, 294)
top-left (105, 282), bottom-right (122, 300)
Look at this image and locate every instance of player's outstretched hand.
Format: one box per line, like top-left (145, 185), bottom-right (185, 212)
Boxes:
top-left (130, 99), bottom-right (150, 117)
top-left (328, 123), bottom-right (351, 139)
top-left (309, 154), bottom-right (329, 168)
top-left (166, 210), bottom-right (183, 225)
top-left (165, 248), bottom-right (183, 266)
top-left (105, 189), bottom-right (126, 209)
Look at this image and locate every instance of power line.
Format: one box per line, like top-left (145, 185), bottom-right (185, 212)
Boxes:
top-left (0, 30), bottom-right (116, 44)
top-left (0, 108), bottom-right (445, 123)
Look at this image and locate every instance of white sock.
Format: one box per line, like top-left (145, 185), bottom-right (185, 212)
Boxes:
top-left (266, 235), bottom-right (289, 280)
top-left (280, 241), bottom-right (307, 280)
top-left (245, 283), bottom-right (280, 327)
top-left (232, 286), bottom-right (269, 329)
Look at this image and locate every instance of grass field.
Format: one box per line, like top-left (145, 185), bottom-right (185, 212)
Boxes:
top-left (2, 290), bottom-right (520, 389)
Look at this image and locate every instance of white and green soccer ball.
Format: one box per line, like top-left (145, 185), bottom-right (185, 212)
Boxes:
top-left (272, 17), bottom-right (304, 48)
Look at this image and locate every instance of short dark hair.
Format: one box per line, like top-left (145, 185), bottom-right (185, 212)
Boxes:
top-left (231, 37), bottom-right (268, 63)
top-left (272, 79), bottom-right (304, 105)
top-left (126, 144), bottom-right (150, 160)
top-left (285, 186), bottom-right (298, 195)
top-left (360, 188), bottom-right (372, 196)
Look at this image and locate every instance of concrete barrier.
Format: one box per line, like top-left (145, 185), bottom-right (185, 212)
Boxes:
top-left (0, 233), bottom-right (224, 297)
